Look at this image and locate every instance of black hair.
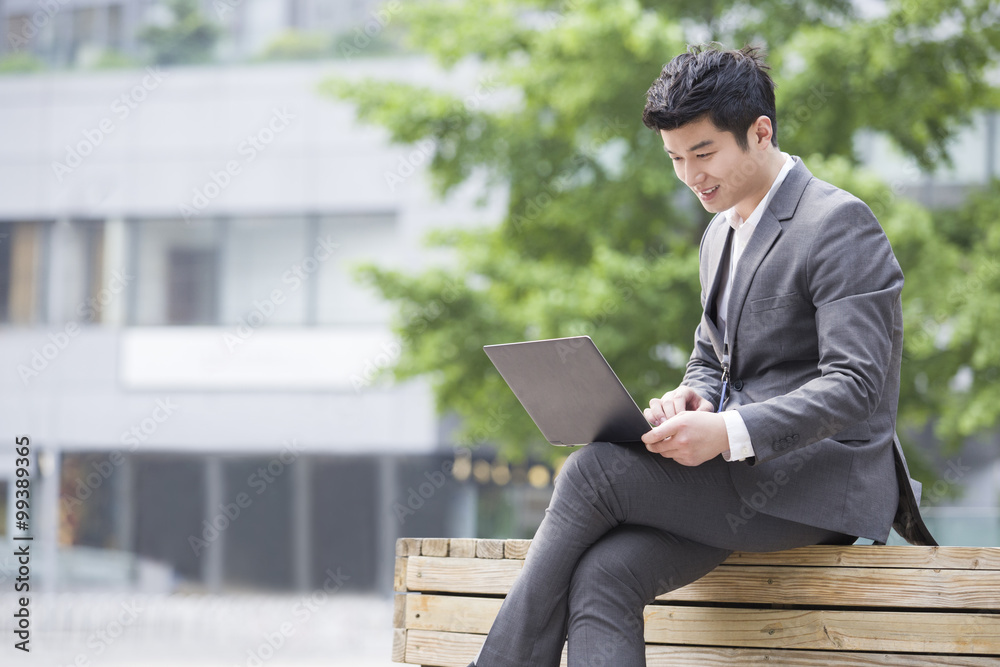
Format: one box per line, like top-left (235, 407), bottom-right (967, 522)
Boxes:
top-left (642, 44), bottom-right (778, 151)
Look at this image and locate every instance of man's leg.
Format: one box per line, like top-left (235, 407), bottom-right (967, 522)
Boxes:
top-left (475, 441), bottom-right (851, 667)
top-left (566, 524), bottom-right (731, 667)
top-left (476, 441), bottom-right (738, 667)
top-left (563, 520), bottom-right (852, 666)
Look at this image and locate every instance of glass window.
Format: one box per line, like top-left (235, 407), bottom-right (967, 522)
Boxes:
top-left (53, 219), bottom-right (105, 325)
top-left (315, 213), bottom-right (396, 325)
top-left (219, 217), bottom-right (309, 326)
top-left (0, 221), bottom-right (47, 325)
top-left (131, 219), bottom-right (222, 325)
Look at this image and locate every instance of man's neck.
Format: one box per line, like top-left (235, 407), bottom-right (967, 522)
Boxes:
top-left (734, 150), bottom-right (787, 222)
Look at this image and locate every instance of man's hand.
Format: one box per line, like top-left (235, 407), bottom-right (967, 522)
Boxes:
top-left (644, 386), bottom-right (714, 426)
top-left (641, 411), bottom-right (731, 466)
top-left (642, 386), bottom-right (727, 466)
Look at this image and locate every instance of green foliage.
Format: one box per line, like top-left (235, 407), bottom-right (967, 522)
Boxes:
top-left (326, 0), bottom-right (1000, 466)
top-left (90, 50), bottom-right (143, 70)
top-left (137, 0), bottom-right (222, 66)
top-left (257, 31), bottom-right (334, 61)
top-left (0, 52), bottom-right (45, 74)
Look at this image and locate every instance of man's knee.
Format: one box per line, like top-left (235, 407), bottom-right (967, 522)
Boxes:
top-left (560, 441), bottom-right (631, 484)
top-left (569, 547), bottom-right (657, 607)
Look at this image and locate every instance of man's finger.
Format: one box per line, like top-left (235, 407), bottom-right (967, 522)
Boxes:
top-left (671, 392), bottom-right (686, 418)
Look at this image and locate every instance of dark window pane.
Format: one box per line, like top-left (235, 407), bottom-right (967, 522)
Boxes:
top-left (167, 247), bottom-right (218, 324)
top-left (133, 456), bottom-right (205, 583)
top-left (310, 458), bottom-right (377, 591)
top-left (221, 457), bottom-right (295, 590)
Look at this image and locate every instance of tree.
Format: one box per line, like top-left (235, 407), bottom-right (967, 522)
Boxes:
top-left (137, 0), bottom-right (222, 66)
top-left (325, 0), bottom-right (1000, 473)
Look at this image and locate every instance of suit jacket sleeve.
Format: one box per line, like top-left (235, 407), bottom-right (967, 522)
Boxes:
top-left (735, 198), bottom-right (903, 464)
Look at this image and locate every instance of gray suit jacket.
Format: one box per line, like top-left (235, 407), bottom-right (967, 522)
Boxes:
top-left (683, 157), bottom-right (933, 545)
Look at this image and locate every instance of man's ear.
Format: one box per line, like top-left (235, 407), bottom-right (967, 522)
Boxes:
top-left (752, 115), bottom-right (774, 148)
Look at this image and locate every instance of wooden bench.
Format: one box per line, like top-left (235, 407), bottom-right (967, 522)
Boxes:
top-left (392, 537), bottom-right (1000, 666)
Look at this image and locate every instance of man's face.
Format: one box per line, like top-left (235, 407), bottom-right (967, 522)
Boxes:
top-left (659, 116), bottom-right (771, 220)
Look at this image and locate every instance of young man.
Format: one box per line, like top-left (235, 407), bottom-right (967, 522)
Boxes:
top-left (471, 45), bottom-right (931, 667)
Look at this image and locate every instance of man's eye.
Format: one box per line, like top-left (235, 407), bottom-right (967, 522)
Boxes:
top-left (697, 153), bottom-right (714, 159)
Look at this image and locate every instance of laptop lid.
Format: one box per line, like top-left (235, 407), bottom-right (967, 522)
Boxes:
top-left (483, 336), bottom-right (652, 446)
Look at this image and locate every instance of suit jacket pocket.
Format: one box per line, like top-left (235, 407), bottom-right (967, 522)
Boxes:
top-left (830, 422), bottom-right (872, 442)
top-left (750, 292), bottom-right (803, 312)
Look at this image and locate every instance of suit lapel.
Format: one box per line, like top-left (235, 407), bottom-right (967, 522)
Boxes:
top-left (725, 213), bottom-right (781, 345)
top-left (725, 158), bottom-right (812, 351)
top-left (702, 221), bottom-right (732, 357)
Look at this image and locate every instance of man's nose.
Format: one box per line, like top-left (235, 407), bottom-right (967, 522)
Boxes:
top-left (683, 165), bottom-right (705, 188)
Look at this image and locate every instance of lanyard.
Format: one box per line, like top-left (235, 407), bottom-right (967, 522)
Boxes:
top-left (717, 337), bottom-right (731, 413)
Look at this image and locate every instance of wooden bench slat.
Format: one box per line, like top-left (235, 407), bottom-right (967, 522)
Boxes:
top-left (406, 556), bottom-right (524, 596)
top-left (394, 540), bottom-right (1000, 665)
top-left (722, 545), bottom-right (1000, 570)
top-left (643, 606), bottom-right (1000, 654)
top-left (406, 556), bottom-right (999, 609)
top-left (403, 629), bottom-right (1000, 666)
top-left (659, 565), bottom-right (1000, 609)
top-left (448, 538), bottom-right (478, 558)
top-left (400, 540), bottom-right (1000, 570)
top-left (406, 595), bottom-right (1000, 655)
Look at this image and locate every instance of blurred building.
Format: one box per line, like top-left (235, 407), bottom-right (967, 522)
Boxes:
top-left (1, 1), bottom-right (999, 598)
top-left (0, 0), bottom-right (387, 66)
top-left (0, 54), bottom-right (508, 593)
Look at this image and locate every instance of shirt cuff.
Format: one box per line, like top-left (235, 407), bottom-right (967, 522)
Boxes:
top-left (721, 410), bottom-right (756, 462)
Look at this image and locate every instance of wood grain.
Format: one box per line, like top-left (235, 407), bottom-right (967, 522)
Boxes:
top-left (406, 556), bottom-right (523, 595)
top-left (395, 538), bottom-right (422, 557)
top-left (399, 629), bottom-right (1000, 666)
top-left (404, 594), bottom-right (1000, 654)
top-left (476, 539), bottom-right (506, 559)
top-left (392, 628), bottom-right (406, 663)
top-left (448, 538), bottom-right (478, 559)
top-left (643, 605), bottom-right (1000, 654)
top-left (504, 539), bottom-right (531, 560)
top-left (722, 545), bottom-right (1000, 570)
top-left (402, 556), bottom-right (999, 609)
top-left (659, 564), bottom-right (1000, 609)
top-left (421, 538), bottom-right (450, 557)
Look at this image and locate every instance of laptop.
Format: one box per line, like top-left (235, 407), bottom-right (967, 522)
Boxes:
top-left (483, 336), bottom-right (653, 446)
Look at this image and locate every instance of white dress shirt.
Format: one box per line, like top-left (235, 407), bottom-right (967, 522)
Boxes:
top-left (717, 153), bottom-right (795, 462)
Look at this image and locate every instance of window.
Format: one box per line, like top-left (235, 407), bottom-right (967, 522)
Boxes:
top-left (131, 219), bottom-right (222, 325)
top-left (0, 221), bottom-right (46, 325)
top-left (167, 248), bottom-right (219, 325)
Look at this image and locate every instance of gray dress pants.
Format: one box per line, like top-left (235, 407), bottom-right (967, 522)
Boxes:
top-left (476, 441), bottom-right (854, 667)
